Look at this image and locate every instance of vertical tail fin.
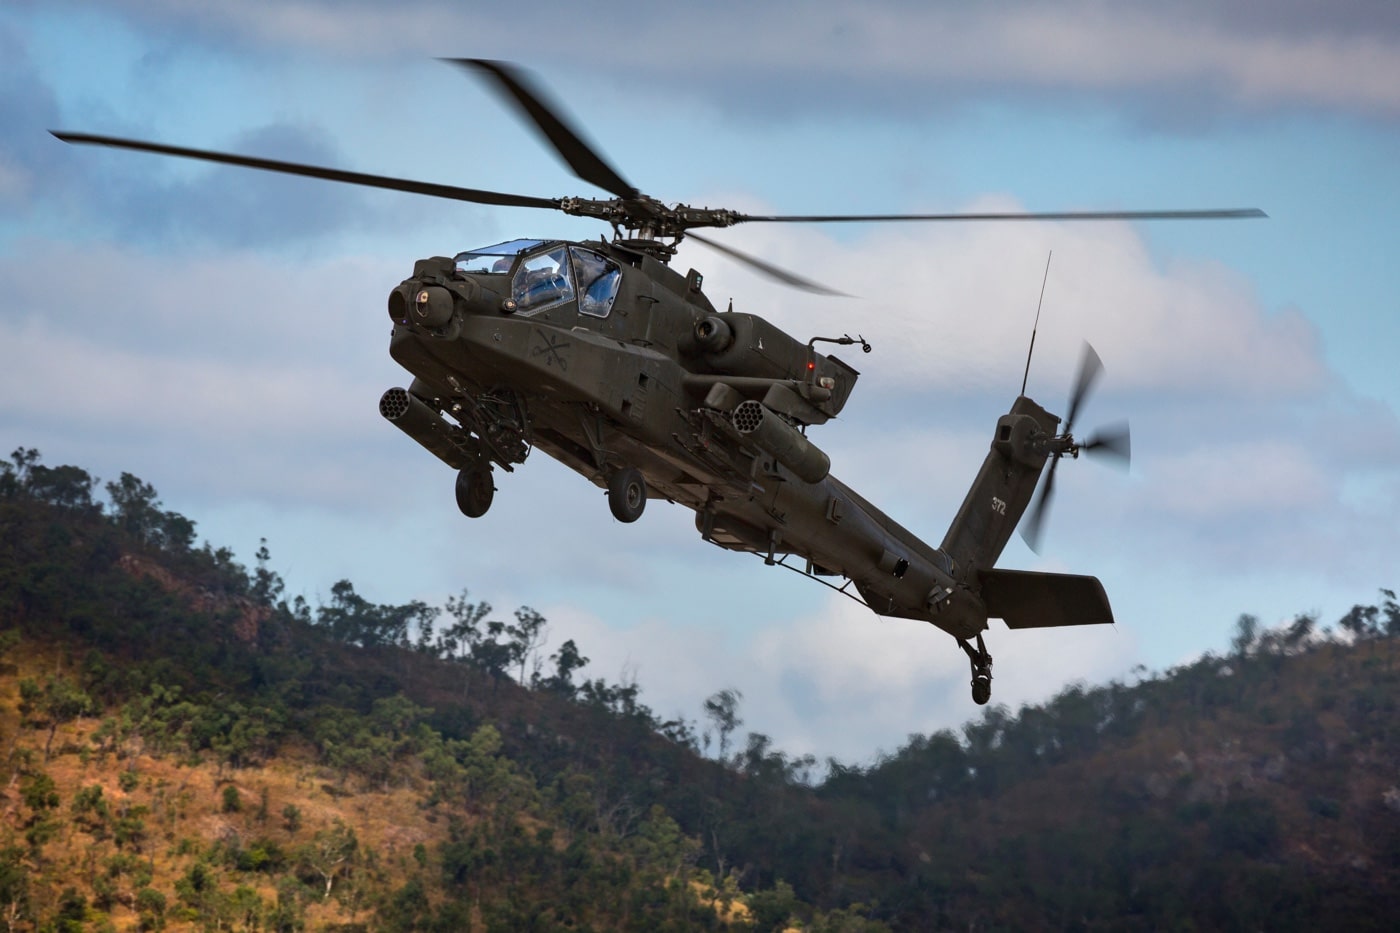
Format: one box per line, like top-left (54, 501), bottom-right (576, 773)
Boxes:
top-left (940, 396), bottom-right (1058, 576)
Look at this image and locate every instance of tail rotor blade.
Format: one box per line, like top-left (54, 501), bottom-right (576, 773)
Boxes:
top-left (1083, 420), bottom-right (1131, 466)
top-left (1065, 341), bottom-right (1104, 433)
top-left (1021, 458), bottom-right (1059, 553)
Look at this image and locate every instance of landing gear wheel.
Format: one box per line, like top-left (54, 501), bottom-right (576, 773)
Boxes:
top-left (607, 467), bottom-right (646, 523)
top-left (959, 633), bottom-right (994, 705)
top-left (455, 466), bottom-right (495, 518)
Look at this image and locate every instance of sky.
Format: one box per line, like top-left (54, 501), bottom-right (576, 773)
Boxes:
top-left (3, 0), bottom-right (1399, 766)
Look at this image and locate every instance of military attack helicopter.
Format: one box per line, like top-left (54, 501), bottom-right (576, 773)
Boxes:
top-left (53, 60), bottom-right (1264, 704)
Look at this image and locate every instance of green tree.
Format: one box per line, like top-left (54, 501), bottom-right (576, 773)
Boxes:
top-left (1338, 603), bottom-right (1381, 642)
top-left (1, 447), bottom-right (41, 499)
top-left (252, 537), bottom-right (286, 607)
top-left (25, 464), bottom-right (100, 514)
top-left (105, 471), bottom-right (195, 552)
top-left (20, 773), bottom-right (60, 813)
top-left (703, 688), bottom-right (744, 762)
top-left (282, 804), bottom-right (302, 835)
top-left (19, 675), bottom-right (94, 762)
top-left (316, 579), bottom-right (436, 650)
top-left (540, 638), bottom-right (589, 696)
top-left (1283, 612), bottom-right (1316, 652)
top-left (135, 886), bottom-right (167, 930)
top-left (298, 820), bottom-right (358, 899)
top-left (509, 606), bottom-right (549, 684)
top-left (1380, 588), bottom-right (1400, 637)
top-left (0, 846), bottom-right (30, 931)
top-left (748, 879), bottom-right (800, 932)
top-left (55, 886), bottom-right (88, 929)
top-left (440, 589), bottom-right (491, 661)
top-left (222, 785), bottom-right (242, 813)
top-left (1231, 613), bottom-right (1259, 658)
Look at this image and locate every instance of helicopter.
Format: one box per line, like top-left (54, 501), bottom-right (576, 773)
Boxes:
top-left (52, 59), bottom-right (1264, 705)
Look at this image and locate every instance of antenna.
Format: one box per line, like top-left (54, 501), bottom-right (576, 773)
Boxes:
top-left (1020, 251), bottom-right (1053, 396)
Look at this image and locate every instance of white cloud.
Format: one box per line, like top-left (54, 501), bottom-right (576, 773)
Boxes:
top-left (685, 202), bottom-right (1323, 402)
top-left (541, 592), bottom-right (1140, 764)
top-left (80, 1), bottom-right (1400, 119)
top-left (1145, 442), bottom-right (1330, 519)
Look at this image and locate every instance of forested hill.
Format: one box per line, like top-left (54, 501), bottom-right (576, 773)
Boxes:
top-left (2, 446), bottom-right (1398, 931)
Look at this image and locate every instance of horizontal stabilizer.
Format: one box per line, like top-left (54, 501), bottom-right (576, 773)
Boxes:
top-left (978, 569), bottom-right (1114, 629)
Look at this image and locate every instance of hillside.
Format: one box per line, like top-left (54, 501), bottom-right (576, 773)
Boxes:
top-left (2, 446), bottom-right (1399, 930)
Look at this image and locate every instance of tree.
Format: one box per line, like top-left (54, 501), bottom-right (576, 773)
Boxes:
top-left (251, 538), bottom-right (285, 607)
top-left (1230, 613), bottom-right (1259, 658)
top-left (0, 846), bottom-right (29, 931)
top-left (474, 620), bottom-right (516, 683)
top-left (441, 590), bottom-right (492, 661)
top-left (1338, 603), bottom-right (1380, 642)
top-left (104, 471), bottom-right (196, 551)
top-left (19, 675), bottom-right (94, 762)
top-left (1283, 612), bottom-right (1316, 652)
top-left (1380, 588), bottom-right (1399, 638)
top-left (703, 688), bottom-right (744, 763)
top-left (299, 820), bottom-right (358, 899)
top-left (316, 579), bottom-right (435, 650)
top-left (25, 464), bottom-right (100, 513)
top-left (20, 773), bottom-right (60, 814)
top-left (508, 606), bottom-right (549, 685)
top-left (1, 447), bottom-right (41, 499)
top-left (540, 639), bottom-right (589, 696)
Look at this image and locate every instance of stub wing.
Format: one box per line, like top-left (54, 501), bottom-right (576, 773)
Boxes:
top-left (978, 569), bottom-right (1115, 629)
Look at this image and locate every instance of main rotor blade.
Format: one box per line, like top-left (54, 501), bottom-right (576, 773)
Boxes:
top-left (1065, 342), bottom-right (1104, 434)
top-left (1021, 458), bottom-right (1059, 554)
top-left (50, 131), bottom-right (560, 210)
top-left (732, 208), bottom-right (1267, 223)
top-left (451, 58), bottom-right (640, 201)
top-left (687, 231), bottom-right (849, 297)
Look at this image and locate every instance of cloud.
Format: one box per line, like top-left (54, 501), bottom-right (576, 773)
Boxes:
top-left (684, 201), bottom-right (1323, 400)
top-left (37, 1), bottom-right (1400, 123)
top-left (540, 592), bottom-right (1141, 764)
top-left (0, 239), bottom-right (406, 505)
top-left (0, 22), bottom-right (64, 212)
top-left (51, 122), bottom-right (399, 248)
top-left (0, 18), bottom-right (411, 250)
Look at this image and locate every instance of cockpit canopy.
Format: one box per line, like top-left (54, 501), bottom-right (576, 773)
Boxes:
top-left (454, 238), bottom-right (551, 274)
top-left (456, 240), bottom-right (622, 318)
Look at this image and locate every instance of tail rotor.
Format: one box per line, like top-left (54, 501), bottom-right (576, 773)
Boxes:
top-left (1021, 342), bottom-right (1131, 553)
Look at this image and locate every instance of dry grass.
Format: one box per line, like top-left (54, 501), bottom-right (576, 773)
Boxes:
top-left (0, 640), bottom-right (469, 931)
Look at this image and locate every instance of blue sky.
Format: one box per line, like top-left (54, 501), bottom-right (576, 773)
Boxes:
top-left (4, 0), bottom-right (1399, 764)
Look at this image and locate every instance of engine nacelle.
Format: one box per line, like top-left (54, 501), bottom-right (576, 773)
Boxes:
top-left (684, 312), bottom-right (860, 418)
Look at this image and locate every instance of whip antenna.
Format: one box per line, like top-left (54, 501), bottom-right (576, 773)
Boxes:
top-left (1020, 251), bottom-right (1053, 396)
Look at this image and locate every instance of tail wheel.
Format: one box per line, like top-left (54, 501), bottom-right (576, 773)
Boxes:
top-left (960, 634), bottom-right (994, 705)
top-left (607, 467), bottom-right (646, 523)
top-left (455, 467), bottom-right (495, 518)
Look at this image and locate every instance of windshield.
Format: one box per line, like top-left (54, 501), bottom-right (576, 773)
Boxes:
top-left (454, 238), bottom-right (551, 274)
top-left (512, 246), bottom-right (575, 313)
top-left (571, 247), bottom-right (621, 318)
